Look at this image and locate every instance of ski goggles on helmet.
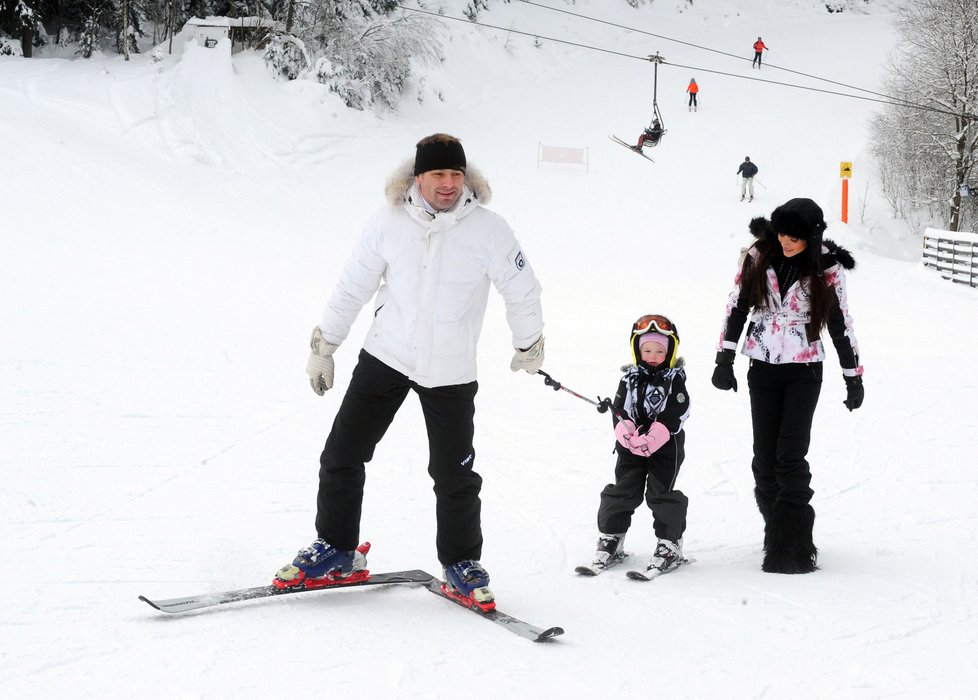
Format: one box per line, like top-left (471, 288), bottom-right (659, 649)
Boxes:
top-left (630, 314), bottom-right (679, 368)
top-left (631, 314), bottom-right (677, 338)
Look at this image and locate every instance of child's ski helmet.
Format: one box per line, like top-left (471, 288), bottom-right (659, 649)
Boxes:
top-left (630, 314), bottom-right (680, 368)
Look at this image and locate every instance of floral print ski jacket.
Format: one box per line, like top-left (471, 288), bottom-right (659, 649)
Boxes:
top-left (717, 242), bottom-right (863, 378)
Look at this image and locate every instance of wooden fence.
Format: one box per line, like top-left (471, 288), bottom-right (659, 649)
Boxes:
top-left (922, 230), bottom-right (978, 288)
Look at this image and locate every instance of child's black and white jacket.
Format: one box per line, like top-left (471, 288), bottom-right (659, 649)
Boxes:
top-left (612, 360), bottom-right (691, 441)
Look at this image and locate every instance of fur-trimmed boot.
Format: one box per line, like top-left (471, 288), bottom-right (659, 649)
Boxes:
top-left (762, 502), bottom-right (818, 574)
top-left (754, 488), bottom-right (775, 551)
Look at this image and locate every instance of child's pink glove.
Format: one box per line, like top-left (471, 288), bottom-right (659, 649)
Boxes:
top-left (614, 419), bottom-right (637, 449)
top-left (625, 422), bottom-right (671, 457)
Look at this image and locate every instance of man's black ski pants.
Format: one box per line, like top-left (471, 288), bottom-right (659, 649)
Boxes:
top-left (315, 350), bottom-right (482, 565)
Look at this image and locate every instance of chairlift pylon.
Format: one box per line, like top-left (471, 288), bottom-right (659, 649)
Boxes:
top-left (646, 52), bottom-right (667, 141)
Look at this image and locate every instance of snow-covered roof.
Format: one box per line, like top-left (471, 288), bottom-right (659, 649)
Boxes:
top-left (184, 16), bottom-right (278, 29)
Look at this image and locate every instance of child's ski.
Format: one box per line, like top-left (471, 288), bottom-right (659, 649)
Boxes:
top-left (574, 551), bottom-right (631, 576)
top-left (626, 557), bottom-right (695, 581)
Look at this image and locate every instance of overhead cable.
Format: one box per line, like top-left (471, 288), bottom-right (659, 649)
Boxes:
top-left (395, 4), bottom-right (974, 119)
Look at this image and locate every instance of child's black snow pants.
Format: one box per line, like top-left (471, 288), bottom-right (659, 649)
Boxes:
top-left (597, 432), bottom-right (687, 542)
top-left (315, 350), bottom-right (483, 566)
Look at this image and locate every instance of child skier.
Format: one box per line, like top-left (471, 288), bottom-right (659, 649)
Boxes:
top-left (579, 314), bottom-right (691, 577)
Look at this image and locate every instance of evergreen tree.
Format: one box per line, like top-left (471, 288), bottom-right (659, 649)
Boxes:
top-left (1, 0), bottom-right (38, 55)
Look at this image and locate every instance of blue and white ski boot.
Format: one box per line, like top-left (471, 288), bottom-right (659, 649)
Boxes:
top-left (274, 539), bottom-right (369, 590)
top-left (443, 559), bottom-right (495, 610)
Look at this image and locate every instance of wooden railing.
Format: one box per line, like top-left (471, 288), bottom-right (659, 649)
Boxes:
top-left (922, 229), bottom-right (978, 288)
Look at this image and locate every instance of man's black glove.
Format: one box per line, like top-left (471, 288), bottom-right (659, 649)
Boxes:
top-left (711, 351), bottom-right (738, 392)
top-left (844, 375), bottom-right (864, 412)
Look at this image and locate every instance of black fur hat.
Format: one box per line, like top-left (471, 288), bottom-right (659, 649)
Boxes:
top-left (748, 203), bottom-right (855, 274)
top-left (748, 198), bottom-right (827, 272)
top-left (770, 198), bottom-right (827, 242)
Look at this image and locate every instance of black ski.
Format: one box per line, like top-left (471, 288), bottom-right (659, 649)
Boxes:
top-left (626, 557), bottom-right (695, 581)
top-left (138, 569), bottom-right (435, 614)
top-left (610, 135), bottom-right (655, 162)
top-left (424, 579), bottom-right (564, 643)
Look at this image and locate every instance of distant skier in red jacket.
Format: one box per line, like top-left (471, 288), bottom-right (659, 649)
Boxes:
top-left (686, 78), bottom-right (699, 111)
top-left (752, 37), bottom-right (768, 69)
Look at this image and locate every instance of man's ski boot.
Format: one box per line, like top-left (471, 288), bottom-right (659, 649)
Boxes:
top-left (273, 539), bottom-right (370, 590)
top-left (442, 559), bottom-right (495, 612)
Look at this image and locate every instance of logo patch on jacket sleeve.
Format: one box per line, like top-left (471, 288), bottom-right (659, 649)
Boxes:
top-left (676, 392), bottom-right (687, 403)
top-left (514, 251), bottom-right (526, 270)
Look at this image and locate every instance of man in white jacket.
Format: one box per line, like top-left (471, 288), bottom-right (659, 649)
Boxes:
top-left (274, 134), bottom-right (545, 608)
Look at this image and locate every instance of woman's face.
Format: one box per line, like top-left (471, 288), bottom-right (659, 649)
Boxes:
top-left (778, 233), bottom-right (809, 258)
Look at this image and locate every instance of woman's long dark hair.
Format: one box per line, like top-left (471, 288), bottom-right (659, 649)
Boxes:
top-left (741, 236), bottom-right (835, 342)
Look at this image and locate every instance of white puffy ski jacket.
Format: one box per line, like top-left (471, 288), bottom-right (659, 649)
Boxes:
top-left (317, 160), bottom-right (544, 388)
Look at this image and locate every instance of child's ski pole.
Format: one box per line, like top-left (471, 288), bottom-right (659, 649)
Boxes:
top-left (536, 370), bottom-right (625, 420)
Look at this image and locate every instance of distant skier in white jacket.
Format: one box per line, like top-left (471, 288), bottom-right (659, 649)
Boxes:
top-left (275, 133), bottom-right (545, 609)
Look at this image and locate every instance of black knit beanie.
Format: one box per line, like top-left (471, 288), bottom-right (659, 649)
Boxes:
top-left (414, 137), bottom-right (466, 176)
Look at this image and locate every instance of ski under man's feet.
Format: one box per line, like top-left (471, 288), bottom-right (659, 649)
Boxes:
top-left (749, 196), bottom-right (754, 202)
top-left (740, 195), bottom-right (745, 201)
top-left (273, 540), bottom-right (370, 590)
top-left (443, 559), bottom-right (495, 611)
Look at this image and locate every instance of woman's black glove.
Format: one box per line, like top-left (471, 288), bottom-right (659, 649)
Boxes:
top-left (711, 351), bottom-right (738, 392)
top-left (844, 375), bottom-right (864, 411)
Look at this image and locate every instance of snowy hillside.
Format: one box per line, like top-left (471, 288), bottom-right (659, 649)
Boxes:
top-left (2, 0), bottom-right (977, 697)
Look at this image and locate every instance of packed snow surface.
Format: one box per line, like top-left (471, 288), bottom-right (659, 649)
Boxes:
top-left (2, 1), bottom-right (976, 697)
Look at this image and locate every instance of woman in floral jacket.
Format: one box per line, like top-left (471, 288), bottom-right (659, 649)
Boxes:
top-left (711, 198), bottom-right (864, 574)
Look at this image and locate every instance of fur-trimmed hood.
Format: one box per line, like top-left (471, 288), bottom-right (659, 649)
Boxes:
top-left (748, 215), bottom-right (855, 271)
top-left (384, 158), bottom-right (493, 207)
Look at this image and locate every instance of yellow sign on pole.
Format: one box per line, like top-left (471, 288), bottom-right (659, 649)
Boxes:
top-left (840, 161), bottom-right (853, 179)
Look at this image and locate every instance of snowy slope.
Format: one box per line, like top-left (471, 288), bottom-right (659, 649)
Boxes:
top-left (2, 0), bottom-right (976, 697)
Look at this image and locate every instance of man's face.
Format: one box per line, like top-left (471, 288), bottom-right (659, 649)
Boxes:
top-left (415, 169), bottom-right (465, 211)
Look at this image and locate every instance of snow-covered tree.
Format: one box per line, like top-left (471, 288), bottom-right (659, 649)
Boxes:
top-left (76, 3), bottom-right (102, 55)
top-left (269, 1), bottom-right (439, 111)
top-left (870, 0), bottom-right (978, 233)
top-left (263, 31), bottom-right (308, 79)
top-left (0, 0), bottom-right (38, 55)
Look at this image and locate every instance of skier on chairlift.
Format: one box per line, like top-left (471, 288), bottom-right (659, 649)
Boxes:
top-left (636, 119), bottom-right (664, 150)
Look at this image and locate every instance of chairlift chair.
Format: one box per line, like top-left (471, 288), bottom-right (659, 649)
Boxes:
top-left (644, 52), bottom-right (667, 147)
